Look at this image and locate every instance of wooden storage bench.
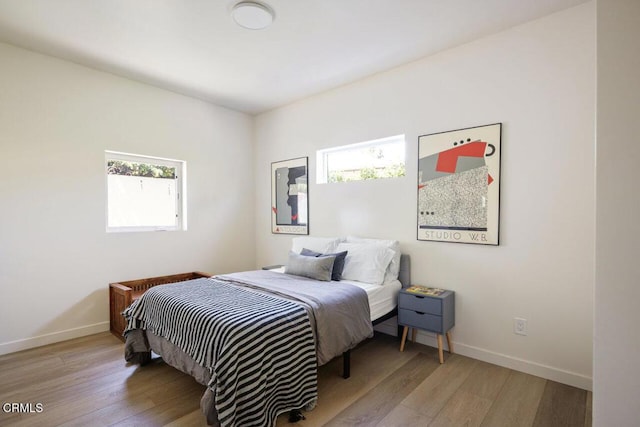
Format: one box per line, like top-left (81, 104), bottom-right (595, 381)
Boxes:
top-left (109, 271), bottom-right (211, 341)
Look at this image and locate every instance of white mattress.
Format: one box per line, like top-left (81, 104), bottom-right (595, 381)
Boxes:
top-left (269, 267), bottom-right (400, 321)
top-left (341, 279), bottom-right (401, 321)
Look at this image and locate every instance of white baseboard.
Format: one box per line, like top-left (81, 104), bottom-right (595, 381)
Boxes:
top-left (451, 339), bottom-right (592, 391)
top-left (0, 322), bottom-right (110, 356)
top-left (374, 323), bottom-right (592, 391)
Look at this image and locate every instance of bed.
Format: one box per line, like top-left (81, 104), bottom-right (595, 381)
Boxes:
top-left (123, 236), bottom-right (410, 426)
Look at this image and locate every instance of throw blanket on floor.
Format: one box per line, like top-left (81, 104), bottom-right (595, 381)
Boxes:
top-left (124, 278), bottom-right (318, 427)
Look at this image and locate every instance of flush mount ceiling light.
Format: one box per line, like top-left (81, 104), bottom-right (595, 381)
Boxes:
top-left (232, 1), bottom-right (275, 30)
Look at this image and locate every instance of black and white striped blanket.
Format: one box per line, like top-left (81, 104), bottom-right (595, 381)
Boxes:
top-left (124, 277), bottom-right (317, 427)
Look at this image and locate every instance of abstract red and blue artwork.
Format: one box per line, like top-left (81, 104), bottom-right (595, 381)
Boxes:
top-left (417, 123), bottom-right (501, 245)
top-left (271, 156), bottom-right (309, 235)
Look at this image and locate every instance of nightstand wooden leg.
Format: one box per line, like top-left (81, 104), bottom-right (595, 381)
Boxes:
top-left (446, 331), bottom-right (453, 354)
top-left (437, 334), bottom-right (444, 363)
top-left (411, 328), bottom-right (417, 343)
top-left (400, 326), bottom-right (409, 352)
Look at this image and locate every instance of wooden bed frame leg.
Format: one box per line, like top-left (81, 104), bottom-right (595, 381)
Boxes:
top-left (342, 350), bottom-right (351, 379)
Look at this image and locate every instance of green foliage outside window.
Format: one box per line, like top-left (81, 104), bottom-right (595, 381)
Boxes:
top-left (384, 163), bottom-right (406, 178)
top-left (107, 160), bottom-right (175, 179)
top-left (359, 167), bottom-right (378, 180)
top-left (328, 163), bottom-right (405, 183)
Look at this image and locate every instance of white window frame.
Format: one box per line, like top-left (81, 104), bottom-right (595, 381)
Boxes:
top-left (316, 134), bottom-right (406, 184)
top-left (105, 150), bottom-right (187, 233)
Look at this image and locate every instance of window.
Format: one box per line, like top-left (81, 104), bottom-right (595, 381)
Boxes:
top-left (316, 135), bottom-right (406, 184)
top-left (105, 151), bottom-right (186, 232)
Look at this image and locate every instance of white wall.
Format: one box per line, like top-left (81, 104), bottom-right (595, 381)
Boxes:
top-left (255, 3), bottom-right (595, 389)
top-left (594, 0), bottom-right (640, 424)
top-left (0, 42), bottom-right (255, 354)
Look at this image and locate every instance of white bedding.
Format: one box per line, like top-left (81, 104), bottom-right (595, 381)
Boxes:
top-left (270, 267), bottom-right (400, 321)
top-left (343, 279), bottom-right (401, 321)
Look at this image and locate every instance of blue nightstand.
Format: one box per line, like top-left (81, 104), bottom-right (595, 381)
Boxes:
top-left (398, 287), bottom-right (455, 363)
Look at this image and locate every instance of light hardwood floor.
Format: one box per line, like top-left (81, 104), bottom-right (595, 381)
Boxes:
top-left (0, 332), bottom-right (591, 426)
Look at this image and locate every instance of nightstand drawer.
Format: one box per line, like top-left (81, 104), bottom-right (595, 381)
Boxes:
top-left (398, 308), bottom-right (442, 333)
top-left (398, 292), bottom-right (442, 315)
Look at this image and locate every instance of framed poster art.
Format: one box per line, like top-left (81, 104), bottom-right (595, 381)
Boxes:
top-left (271, 157), bottom-right (309, 235)
top-left (417, 123), bottom-right (501, 245)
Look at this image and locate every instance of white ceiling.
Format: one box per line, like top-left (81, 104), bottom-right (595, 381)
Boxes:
top-left (0, 0), bottom-right (587, 114)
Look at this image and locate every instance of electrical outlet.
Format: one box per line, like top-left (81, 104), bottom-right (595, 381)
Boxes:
top-left (514, 317), bottom-right (527, 336)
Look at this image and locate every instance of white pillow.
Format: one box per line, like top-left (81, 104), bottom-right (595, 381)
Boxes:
top-left (291, 236), bottom-right (342, 254)
top-left (336, 242), bottom-right (395, 286)
top-left (345, 236), bottom-right (401, 282)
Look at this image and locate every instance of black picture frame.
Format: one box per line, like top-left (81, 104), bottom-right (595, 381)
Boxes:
top-left (417, 123), bottom-right (502, 245)
top-left (271, 156), bottom-right (309, 235)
